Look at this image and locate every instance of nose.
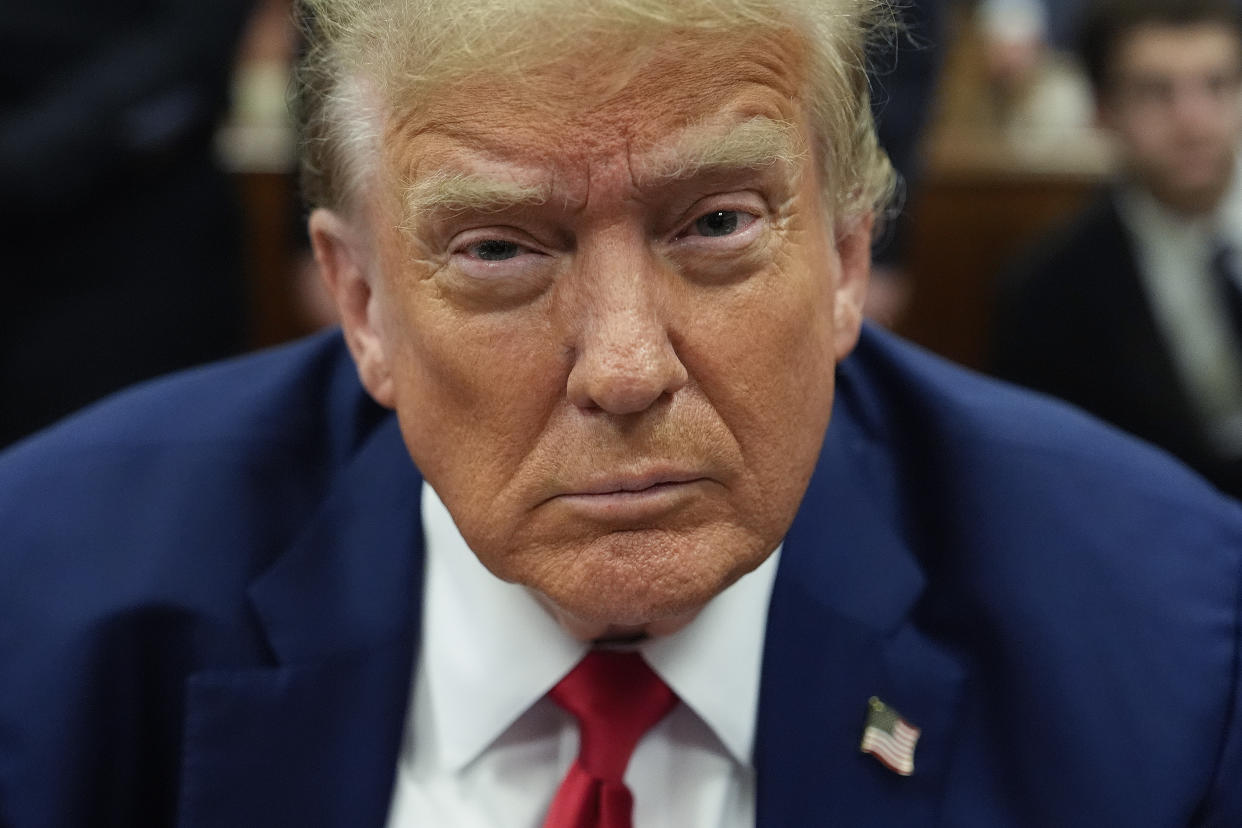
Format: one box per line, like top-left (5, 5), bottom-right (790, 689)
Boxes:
top-left (564, 246), bottom-right (689, 415)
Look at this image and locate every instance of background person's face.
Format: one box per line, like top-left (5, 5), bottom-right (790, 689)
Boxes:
top-left (1102, 23), bottom-right (1242, 214)
top-left (322, 29), bottom-right (871, 638)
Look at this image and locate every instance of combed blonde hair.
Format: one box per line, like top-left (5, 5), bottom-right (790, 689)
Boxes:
top-left (294, 0), bottom-right (897, 220)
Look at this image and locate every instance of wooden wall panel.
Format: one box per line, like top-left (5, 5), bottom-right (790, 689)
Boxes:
top-left (899, 169), bottom-right (1100, 370)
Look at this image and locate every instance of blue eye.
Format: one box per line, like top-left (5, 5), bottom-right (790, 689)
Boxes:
top-left (693, 210), bottom-right (741, 237)
top-left (468, 240), bottom-right (522, 260)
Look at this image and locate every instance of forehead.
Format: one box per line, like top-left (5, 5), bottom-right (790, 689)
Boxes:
top-left (381, 27), bottom-right (810, 192)
top-left (1114, 23), bottom-right (1242, 78)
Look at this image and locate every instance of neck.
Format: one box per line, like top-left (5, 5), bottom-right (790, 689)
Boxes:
top-left (1129, 167), bottom-right (1234, 220)
top-left (530, 590), bottom-right (701, 641)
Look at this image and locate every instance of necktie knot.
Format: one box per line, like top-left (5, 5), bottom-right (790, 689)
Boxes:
top-left (549, 650), bottom-right (676, 782)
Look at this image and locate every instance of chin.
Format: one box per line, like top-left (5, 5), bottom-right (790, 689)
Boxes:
top-left (1158, 158), bottom-right (1235, 212)
top-left (528, 527), bottom-right (772, 637)
top-left (548, 578), bottom-right (715, 633)
top-left (1150, 172), bottom-right (1229, 215)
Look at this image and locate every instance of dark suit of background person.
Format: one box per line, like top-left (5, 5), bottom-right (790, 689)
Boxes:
top-left (989, 0), bottom-right (1242, 500)
top-left (0, 326), bottom-right (1240, 826)
top-left (992, 192), bottom-right (1242, 499)
top-left (0, 0), bottom-right (255, 448)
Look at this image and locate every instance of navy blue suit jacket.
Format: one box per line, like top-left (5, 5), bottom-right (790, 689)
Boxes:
top-left (2, 327), bottom-right (1241, 827)
top-left (991, 192), bottom-right (1242, 500)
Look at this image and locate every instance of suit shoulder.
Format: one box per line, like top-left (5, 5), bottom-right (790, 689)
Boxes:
top-left (1, 329), bottom-right (363, 460)
top-left (835, 329), bottom-right (1242, 825)
top-left (844, 330), bottom-right (1242, 692)
top-left (0, 330), bottom-right (387, 628)
top-left (847, 326), bottom-right (1242, 529)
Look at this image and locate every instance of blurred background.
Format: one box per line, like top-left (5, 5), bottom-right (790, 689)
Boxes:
top-left (219, 0), bottom-right (1111, 364)
top-left (4, 0), bottom-right (1227, 471)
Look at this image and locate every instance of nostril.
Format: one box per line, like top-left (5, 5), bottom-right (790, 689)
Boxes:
top-left (566, 341), bottom-right (689, 414)
top-left (598, 375), bottom-right (670, 414)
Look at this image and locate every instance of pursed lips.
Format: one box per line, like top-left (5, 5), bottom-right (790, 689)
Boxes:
top-left (562, 471), bottom-right (708, 497)
top-left (540, 470), bottom-right (716, 521)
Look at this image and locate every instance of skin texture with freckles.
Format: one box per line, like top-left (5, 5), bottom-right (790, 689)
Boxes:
top-left (311, 28), bottom-right (872, 641)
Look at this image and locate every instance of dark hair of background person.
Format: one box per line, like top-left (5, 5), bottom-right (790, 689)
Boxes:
top-left (1078, 0), bottom-right (1242, 93)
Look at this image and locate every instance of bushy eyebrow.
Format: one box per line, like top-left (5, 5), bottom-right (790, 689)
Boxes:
top-left (403, 171), bottom-right (549, 222)
top-left (638, 116), bottom-right (805, 184)
top-left (400, 117), bottom-right (801, 228)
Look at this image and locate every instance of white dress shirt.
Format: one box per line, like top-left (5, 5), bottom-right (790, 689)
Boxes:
top-left (1115, 160), bottom-right (1242, 456)
top-left (385, 483), bottom-right (781, 828)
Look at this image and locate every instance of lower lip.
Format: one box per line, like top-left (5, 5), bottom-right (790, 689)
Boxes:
top-left (553, 479), bottom-right (710, 522)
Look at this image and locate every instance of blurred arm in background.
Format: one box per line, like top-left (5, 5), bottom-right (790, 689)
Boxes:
top-left (0, 0), bottom-right (255, 208)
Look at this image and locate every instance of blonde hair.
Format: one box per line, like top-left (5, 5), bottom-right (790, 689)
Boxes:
top-left (293, 0), bottom-right (897, 220)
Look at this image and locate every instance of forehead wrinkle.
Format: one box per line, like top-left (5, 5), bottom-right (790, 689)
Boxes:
top-left (387, 35), bottom-right (810, 228)
top-left (393, 114), bottom-right (601, 221)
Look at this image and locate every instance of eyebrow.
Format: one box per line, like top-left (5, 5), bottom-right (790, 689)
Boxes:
top-left (638, 116), bottom-right (805, 183)
top-left (403, 171), bottom-right (549, 220)
top-left (400, 116), bottom-right (801, 224)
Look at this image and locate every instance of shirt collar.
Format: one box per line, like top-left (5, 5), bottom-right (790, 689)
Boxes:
top-left (638, 544), bottom-right (780, 765)
top-left (1116, 154), bottom-right (1242, 249)
top-left (1115, 182), bottom-right (1211, 249)
top-left (420, 481), bottom-right (779, 772)
top-left (420, 482), bottom-right (585, 772)
top-left (1217, 154), bottom-right (1242, 251)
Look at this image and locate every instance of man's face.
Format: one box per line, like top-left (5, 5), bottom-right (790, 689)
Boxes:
top-left (315, 29), bottom-right (870, 638)
top-left (1101, 23), bottom-right (1242, 214)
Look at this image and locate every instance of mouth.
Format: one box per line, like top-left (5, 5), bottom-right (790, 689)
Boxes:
top-left (548, 471), bottom-right (714, 522)
top-left (570, 471), bottom-right (707, 496)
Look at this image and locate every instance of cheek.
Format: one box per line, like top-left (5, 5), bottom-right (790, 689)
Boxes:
top-left (1121, 117), bottom-right (1165, 156)
top-left (382, 279), bottom-right (567, 499)
top-left (684, 252), bottom-right (838, 486)
top-left (1124, 124), bottom-right (1179, 174)
top-left (1212, 104), bottom-right (1242, 144)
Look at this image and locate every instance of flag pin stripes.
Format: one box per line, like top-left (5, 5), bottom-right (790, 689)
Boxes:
top-left (860, 696), bottom-right (920, 776)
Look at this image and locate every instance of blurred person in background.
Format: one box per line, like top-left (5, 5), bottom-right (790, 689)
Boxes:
top-left (1, 0), bottom-right (1241, 825)
top-left (972, 0), bottom-right (1095, 151)
top-left (979, 0), bottom-right (1081, 51)
top-left (0, 0), bottom-right (255, 447)
top-left (992, 0), bottom-right (1242, 499)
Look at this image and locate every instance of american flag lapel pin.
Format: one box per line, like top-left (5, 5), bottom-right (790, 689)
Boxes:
top-left (860, 696), bottom-right (920, 776)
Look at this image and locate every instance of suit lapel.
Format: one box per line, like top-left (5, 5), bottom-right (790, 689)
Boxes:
top-left (177, 416), bottom-right (425, 828)
top-left (173, 343), bottom-right (965, 826)
top-left (1099, 195), bottom-right (1208, 454)
top-left (755, 384), bottom-right (966, 827)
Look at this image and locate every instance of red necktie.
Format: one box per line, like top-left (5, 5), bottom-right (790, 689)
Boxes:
top-left (543, 650), bottom-right (677, 828)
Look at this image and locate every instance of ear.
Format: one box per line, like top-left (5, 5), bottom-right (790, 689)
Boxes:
top-left (831, 211), bottom-right (875, 360)
top-left (308, 208), bottom-right (396, 408)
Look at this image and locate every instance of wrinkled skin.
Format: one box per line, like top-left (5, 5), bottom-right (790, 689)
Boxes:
top-left (311, 29), bottom-right (871, 640)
